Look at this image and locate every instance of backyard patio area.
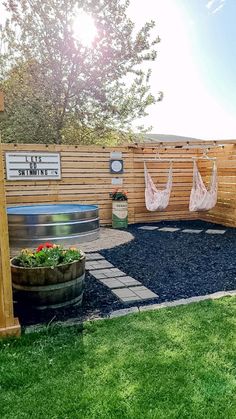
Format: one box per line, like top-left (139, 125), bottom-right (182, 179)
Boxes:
top-left (0, 2), bottom-right (236, 415)
top-left (15, 220), bottom-right (236, 327)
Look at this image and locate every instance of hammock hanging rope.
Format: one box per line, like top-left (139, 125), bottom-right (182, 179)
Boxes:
top-left (189, 160), bottom-right (218, 212)
top-left (144, 162), bottom-right (173, 211)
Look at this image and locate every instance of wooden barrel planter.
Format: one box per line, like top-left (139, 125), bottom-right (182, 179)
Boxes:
top-left (11, 254), bottom-right (86, 310)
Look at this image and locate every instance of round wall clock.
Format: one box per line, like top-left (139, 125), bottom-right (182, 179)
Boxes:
top-left (110, 159), bottom-right (124, 174)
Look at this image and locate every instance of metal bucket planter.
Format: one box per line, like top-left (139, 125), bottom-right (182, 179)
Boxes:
top-left (11, 254), bottom-right (86, 310)
top-left (112, 201), bottom-right (128, 228)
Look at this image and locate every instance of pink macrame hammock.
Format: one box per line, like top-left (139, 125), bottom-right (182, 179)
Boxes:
top-left (144, 162), bottom-right (173, 211)
top-left (189, 160), bottom-right (218, 212)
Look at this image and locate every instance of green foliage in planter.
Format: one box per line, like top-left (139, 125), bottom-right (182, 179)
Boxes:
top-left (110, 189), bottom-right (128, 201)
top-left (13, 243), bottom-right (83, 268)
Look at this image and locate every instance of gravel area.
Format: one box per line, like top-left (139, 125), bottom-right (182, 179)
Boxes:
top-left (15, 220), bottom-right (236, 326)
top-left (101, 220), bottom-right (236, 301)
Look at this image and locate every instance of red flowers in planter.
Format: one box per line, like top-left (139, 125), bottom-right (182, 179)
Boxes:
top-left (36, 242), bottom-right (54, 252)
top-left (16, 244), bottom-right (83, 268)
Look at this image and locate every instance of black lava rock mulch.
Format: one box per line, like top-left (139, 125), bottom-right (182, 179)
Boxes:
top-left (101, 220), bottom-right (236, 304)
top-left (16, 220), bottom-right (236, 326)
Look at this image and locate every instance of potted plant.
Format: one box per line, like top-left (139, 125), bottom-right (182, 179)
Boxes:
top-left (110, 189), bottom-right (128, 228)
top-left (11, 242), bottom-right (86, 310)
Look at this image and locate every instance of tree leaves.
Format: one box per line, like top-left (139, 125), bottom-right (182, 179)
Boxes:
top-left (0, 0), bottom-right (161, 144)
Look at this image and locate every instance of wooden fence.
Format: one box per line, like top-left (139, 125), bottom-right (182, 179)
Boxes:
top-left (199, 144), bottom-right (236, 227)
top-left (1, 141), bottom-right (236, 227)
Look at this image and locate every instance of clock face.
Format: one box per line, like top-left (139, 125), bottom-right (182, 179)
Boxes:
top-left (110, 160), bottom-right (123, 173)
top-left (111, 160), bottom-right (122, 172)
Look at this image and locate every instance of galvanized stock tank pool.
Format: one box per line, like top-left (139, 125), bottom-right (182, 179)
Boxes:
top-left (7, 204), bottom-right (99, 250)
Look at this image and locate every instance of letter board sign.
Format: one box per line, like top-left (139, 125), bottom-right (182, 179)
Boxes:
top-left (5, 152), bottom-right (61, 181)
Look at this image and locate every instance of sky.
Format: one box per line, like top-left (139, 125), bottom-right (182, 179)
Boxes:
top-left (0, 0), bottom-right (235, 140)
top-left (128, 0), bottom-right (236, 139)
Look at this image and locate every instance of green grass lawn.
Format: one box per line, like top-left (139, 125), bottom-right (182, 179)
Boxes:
top-left (1, 297), bottom-right (236, 419)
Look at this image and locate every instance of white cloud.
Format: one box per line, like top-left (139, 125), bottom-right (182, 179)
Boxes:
top-left (206, 0), bottom-right (226, 14)
top-left (212, 3), bottom-right (224, 13)
top-left (206, 0), bottom-right (216, 10)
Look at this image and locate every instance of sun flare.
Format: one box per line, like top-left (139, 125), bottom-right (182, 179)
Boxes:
top-left (72, 10), bottom-right (97, 47)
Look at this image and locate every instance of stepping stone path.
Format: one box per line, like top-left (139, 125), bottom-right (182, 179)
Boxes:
top-left (112, 286), bottom-right (157, 303)
top-left (138, 226), bottom-right (159, 230)
top-left (182, 229), bottom-right (203, 234)
top-left (206, 229), bottom-right (226, 235)
top-left (138, 226), bottom-right (227, 235)
top-left (99, 277), bottom-right (142, 289)
top-left (86, 253), bottom-right (105, 261)
top-left (86, 253), bottom-right (158, 304)
top-left (91, 268), bottom-right (126, 279)
top-left (158, 227), bottom-right (180, 232)
top-left (86, 260), bottom-right (114, 270)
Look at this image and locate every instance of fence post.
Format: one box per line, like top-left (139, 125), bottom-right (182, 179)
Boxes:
top-left (0, 91), bottom-right (21, 338)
